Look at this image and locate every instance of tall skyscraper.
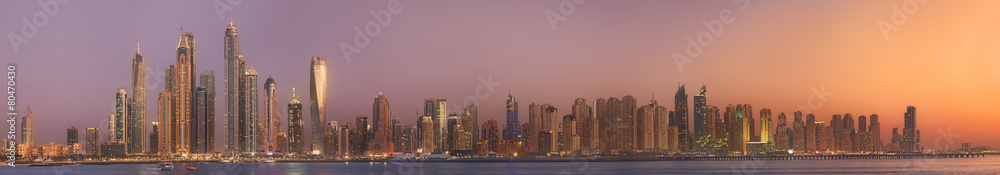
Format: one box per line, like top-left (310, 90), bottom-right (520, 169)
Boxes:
top-left (193, 87), bottom-right (208, 153)
top-left (595, 98), bottom-right (609, 148)
top-left (562, 114), bottom-right (579, 152)
top-left (351, 115), bottom-right (369, 155)
top-left (482, 119), bottom-right (499, 152)
top-left (503, 91), bottom-right (520, 141)
top-left (656, 105), bottom-right (669, 149)
top-left (67, 127), bottom-right (79, 145)
top-left (620, 96), bottom-right (636, 151)
top-left (20, 105), bottom-right (33, 146)
top-left (423, 98), bottom-right (447, 153)
top-left (693, 85), bottom-right (708, 146)
top-left (324, 121), bottom-right (340, 156)
top-left (858, 115), bottom-right (869, 152)
top-left (464, 105), bottom-right (479, 146)
top-left (150, 122), bottom-right (159, 154)
top-left (130, 43), bottom-right (146, 154)
top-left (288, 87), bottom-right (304, 154)
top-left (224, 21), bottom-right (245, 156)
top-left (775, 113), bottom-right (788, 151)
top-left (241, 68), bottom-right (259, 154)
top-left (637, 105), bottom-right (655, 149)
top-left (572, 98), bottom-right (595, 149)
top-left (869, 114), bottom-right (881, 152)
top-left (157, 91), bottom-right (173, 155)
top-left (831, 114), bottom-right (842, 151)
top-left (843, 113), bottom-right (855, 152)
top-left (903, 106), bottom-right (917, 152)
top-left (264, 77), bottom-right (278, 152)
top-left (420, 116), bottom-right (434, 153)
top-left (370, 92), bottom-right (394, 154)
top-left (805, 113), bottom-right (815, 150)
top-left (86, 128), bottom-right (98, 155)
top-left (759, 109), bottom-right (772, 143)
top-left (528, 103), bottom-right (541, 152)
top-left (114, 88), bottom-right (129, 145)
top-left (199, 71), bottom-right (216, 153)
top-left (673, 85), bottom-right (690, 151)
top-left (174, 32), bottom-right (196, 154)
top-left (542, 104), bottom-right (559, 152)
top-left (309, 56), bottom-right (328, 155)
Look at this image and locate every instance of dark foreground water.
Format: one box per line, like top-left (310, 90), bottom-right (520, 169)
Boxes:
top-left (2, 155), bottom-right (998, 175)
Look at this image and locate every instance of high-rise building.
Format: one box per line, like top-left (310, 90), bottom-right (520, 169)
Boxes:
top-left (130, 43), bottom-right (146, 154)
top-left (157, 91), bottom-right (173, 155)
top-left (339, 124), bottom-right (351, 155)
top-left (831, 114), bottom-right (842, 151)
top-left (20, 105), bottom-right (33, 146)
top-left (858, 115), bottom-right (870, 152)
top-left (775, 113), bottom-right (788, 151)
top-left (241, 68), bottom-right (259, 154)
top-left (572, 98), bottom-right (595, 149)
top-left (759, 109), bottom-right (772, 143)
top-left (370, 92), bottom-right (394, 154)
top-left (869, 114), bottom-right (881, 152)
top-left (843, 113), bottom-right (855, 152)
top-left (263, 77), bottom-right (278, 152)
top-left (527, 103), bottom-right (541, 153)
top-left (562, 114), bottom-right (579, 152)
top-left (543, 104), bottom-right (558, 152)
top-left (595, 98), bottom-right (610, 148)
top-left (792, 111), bottom-right (803, 151)
top-left (657, 105), bottom-right (671, 149)
top-left (351, 115), bottom-right (369, 155)
top-left (693, 85), bottom-right (708, 146)
top-left (150, 122), bottom-right (159, 154)
top-left (199, 71), bottom-right (215, 154)
top-left (637, 104), bottom-right (655, 149)
top-left (420, 116), bottom-right (434, 153)
top-left (288, 87), bottom-right (304, 154)
top-left (174, 32), bottom-right (196, 154)
top-left (193, 87), bottom-right (208, 153)
top-left (423, 98), bottom-right (447, 153)
top-left (324, 121), bottom-right (339, 156)
top-left (276, 132), bottom-right (288, 153)
top-left (482, 119), bottom-right (500, 152)
top-left (463, 105), bottom-right (478, 149)
top-left (805, 113), bottom-right (815, 150)
top-left (309, 56), bottom-right (328, 155)
top-left (503, 91), bottom-right (520, 141)
top-left (903, 106), bottom-right (917, 152)
top-left (400, 125), bottom-right (416, 153)
top-left (67, 127), bottom-right (79, 145)
top-left (85, 128), bottom-right (98, 155)
top-left (114, 88), bottom-right (129, 146)
top-left (223, 21), bottom-right (245, 156)
top-left (620, 96), bottom-right (636, 151)
top-left (673, 85), bottom-right (690, 151)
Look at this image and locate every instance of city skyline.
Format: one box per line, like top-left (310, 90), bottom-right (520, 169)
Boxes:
top-left (5, 0), bottom-right (1000, 151)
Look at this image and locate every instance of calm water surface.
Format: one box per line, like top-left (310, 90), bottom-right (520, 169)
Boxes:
top-left (2, 155), bottom-right (998, 174)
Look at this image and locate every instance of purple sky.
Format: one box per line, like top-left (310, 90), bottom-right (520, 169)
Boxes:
top-left (4, 0), bottom-right (1000, 151)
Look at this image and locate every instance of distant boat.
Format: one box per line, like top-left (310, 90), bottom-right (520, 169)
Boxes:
top-left (186, 166), bottom-right (200, 170)
top-left (158, 162), bottom-right (174, 171)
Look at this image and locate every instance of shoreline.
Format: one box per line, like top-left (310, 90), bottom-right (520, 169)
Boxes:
top-left (10, 153), bottom-right (992, 166)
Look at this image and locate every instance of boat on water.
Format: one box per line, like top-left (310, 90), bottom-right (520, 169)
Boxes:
top-left (186, 166), bottom-right (200, 170)
top-left (158, 162), bottom-right (174, 171)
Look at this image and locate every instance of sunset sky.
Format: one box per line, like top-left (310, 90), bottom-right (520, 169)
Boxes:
top-left (3, 0), bottom-right (1000, 151)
